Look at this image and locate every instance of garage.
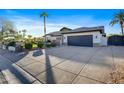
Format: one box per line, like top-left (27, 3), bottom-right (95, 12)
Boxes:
top-left (67, 35), bottom-right (93, 47)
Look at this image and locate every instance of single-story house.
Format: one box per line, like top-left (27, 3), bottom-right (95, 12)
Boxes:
top-left (46, 26), bottom-right (107, 47)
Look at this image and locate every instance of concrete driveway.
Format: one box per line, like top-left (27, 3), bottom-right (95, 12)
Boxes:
top-left (0, 46), bottom-right (124, 84)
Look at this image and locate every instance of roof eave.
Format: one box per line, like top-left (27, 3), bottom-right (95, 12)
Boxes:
top-left (62, 29), bottom-right (104, 34)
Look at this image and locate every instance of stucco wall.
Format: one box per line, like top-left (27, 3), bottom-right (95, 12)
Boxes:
top-left (101, 37), bottom-right (108, 46)
top-left (46, 31), bottom-right (107, 46)
top-left (63, 31), bottom-right (102, 44)
top-left (46, 35), bottom-right (63, 45)
top-left (46, 35), bottom-right (56, 41)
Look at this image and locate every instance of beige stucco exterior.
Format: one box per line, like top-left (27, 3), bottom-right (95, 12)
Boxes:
top-left (46, 31), bottom-right (107, 46)
top-left (63, 31), bottom-right (105, 46)
top-left (46, 35), bottom-right (63, 45)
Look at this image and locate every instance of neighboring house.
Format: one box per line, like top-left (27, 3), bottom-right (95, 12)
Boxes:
top-left (46, 26), bottom-right (107, 47)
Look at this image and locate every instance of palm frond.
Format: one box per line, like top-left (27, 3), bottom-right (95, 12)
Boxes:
top-left (40, 12), bottom-right (48, 17)
top-left (110, 10), bottom-right (124, 26)
top-left (109, 20), bottom-right (119, 26)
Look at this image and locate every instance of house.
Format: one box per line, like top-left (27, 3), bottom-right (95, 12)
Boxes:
top-left (46, 27), bottom-right (72, 45)
top-left (46, 26), bottom-right (107, 47)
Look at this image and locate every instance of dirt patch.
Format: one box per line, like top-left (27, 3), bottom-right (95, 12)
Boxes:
top-left (0, 70), bottom-right (8, 84)
top-left (109, 65), bottom-right (124, 84)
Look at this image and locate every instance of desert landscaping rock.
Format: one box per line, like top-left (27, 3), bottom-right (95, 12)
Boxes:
top-left (0, 70), bottom-right (8, 84)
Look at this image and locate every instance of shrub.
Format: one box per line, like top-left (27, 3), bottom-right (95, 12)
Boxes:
top-left (32, 43), bottom-right (38, 49)
top-left (47, 40), bottom-right (51, 43)
top-left (45, 42), bottom-right (56, 48)
top-left (7, 41), bottom-right (16, 47)
top-left (51, 42), bottom-right (56, 47)
top-left (25, 43), bottom-right (32, 50)
top-left (46, 43), bottom-right (52, 48)
top-left (37, 41), bottom-right (44, 48)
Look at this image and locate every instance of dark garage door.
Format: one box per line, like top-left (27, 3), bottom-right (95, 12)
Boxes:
top-left (67, 35), bottom-right (93, 47)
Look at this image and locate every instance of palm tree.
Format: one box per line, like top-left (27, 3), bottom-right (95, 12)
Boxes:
top-left (40, 12), bottom-right (48, 47)
top-left (110, 10), bottom-right (124, 35)
top-left (0, 27), bottom-right (3, 42)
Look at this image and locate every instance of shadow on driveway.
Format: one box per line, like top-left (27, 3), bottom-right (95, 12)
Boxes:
top-left (44, 49), bottom-right (56, 84)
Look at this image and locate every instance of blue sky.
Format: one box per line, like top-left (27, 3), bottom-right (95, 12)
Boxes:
top-left (0, 9), bottom-right (121, 37)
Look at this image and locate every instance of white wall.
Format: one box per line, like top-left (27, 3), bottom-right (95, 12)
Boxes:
top-left (63, 31), bottom-right (102, 44)
top-left (46, 35), bottom-right (56, 41)
top-left (93, 32), bottom-right (102, 44)
top-left (46, 35), bottom-right (63, 45)
top-left (101, 37), bottom-right (108, 46)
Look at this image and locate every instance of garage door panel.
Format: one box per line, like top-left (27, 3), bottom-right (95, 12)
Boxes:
top-left (67, 35), bottom-right (93, 47)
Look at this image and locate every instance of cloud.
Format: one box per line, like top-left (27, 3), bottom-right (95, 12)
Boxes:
top-left (9, 15), bottom-right (81, 37)
top-left (8, 14), bottom-right (120, 37)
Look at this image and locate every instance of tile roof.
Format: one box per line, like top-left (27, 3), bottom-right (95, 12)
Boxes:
top-left (46, 26), bottom-right (105, 36)
top-left (62, 26), bottom-right (104, 34)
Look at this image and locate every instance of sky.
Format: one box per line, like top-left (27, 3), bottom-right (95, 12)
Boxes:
top-left (0, 9), bottom-right (121, 37)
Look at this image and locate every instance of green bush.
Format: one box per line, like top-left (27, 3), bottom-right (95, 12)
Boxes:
top-left (46, 43), bottom-right (52, 48)
top-left (37, 41), bottom-right (44, 48)
top-left (107, 34), bottom-right (124, 37)
top-left (46, 42), bottom-right (56, 48)
top-left (25, 43), bottom-right (32, 50)
top-left (47, 40), bottom-right (51, 43)
top-left (7, 41), bottom-right (16, 47)
top-left (51, 42), bottom-right (56, 47)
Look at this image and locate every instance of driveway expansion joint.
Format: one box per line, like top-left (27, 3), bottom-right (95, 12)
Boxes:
top-left (78, 75), bottom-right (106, 83)
top-left (71, 47), bottom-right (102, 83)
top-left (35, 51), bottom-right (81, 77)
top-left (110, 46), bottom-right (116, 70)
top-left (0, 46), bottom-right (120, 84)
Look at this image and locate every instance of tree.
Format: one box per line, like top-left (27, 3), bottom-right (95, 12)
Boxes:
top-left (27, 35), bottom-right (32, 39)
top-left (22, 29), bottom-right (27, 38)
top-left (110, 10), bottom-right (124, 35)
top-left (40, 12), bottom-right (48, 47)
top-left (0, 17), bottom-right (16, 41)
top-left (15, 34), bottom-right (23, 41)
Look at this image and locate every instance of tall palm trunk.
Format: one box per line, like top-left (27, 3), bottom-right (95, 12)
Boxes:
top-left (120, 21), bottom-right (124, 35)
top-left (1, 26), bottom-right (4, 41)
top-left (44, 16), bottom-right (46, 47)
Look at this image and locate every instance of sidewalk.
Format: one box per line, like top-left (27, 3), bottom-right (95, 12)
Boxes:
top-left (0, 52), bottom-right (41, 84)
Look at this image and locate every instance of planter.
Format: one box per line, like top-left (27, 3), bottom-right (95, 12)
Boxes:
top-left (8, 46), bottom-right (16, 52)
